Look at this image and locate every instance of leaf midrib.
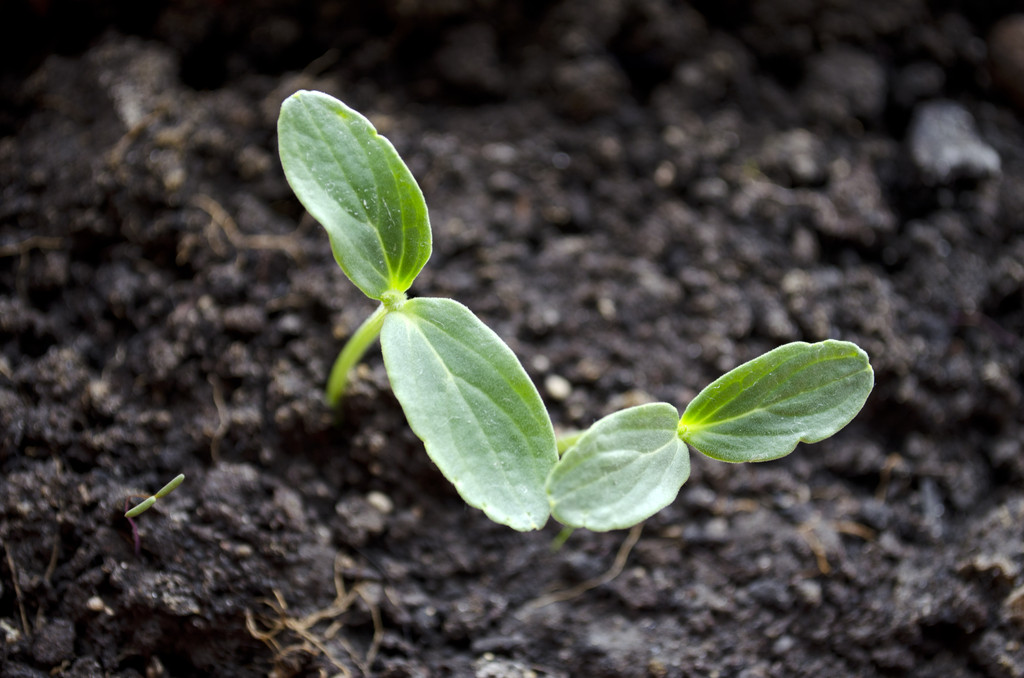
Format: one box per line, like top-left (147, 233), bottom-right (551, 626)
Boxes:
top-left (399, 309), bottom-right (550, 527)
top-left (683, 355), bottom-right (869, 433)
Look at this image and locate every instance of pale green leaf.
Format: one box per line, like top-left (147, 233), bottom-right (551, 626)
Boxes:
top-left (154, 473), bottom-right (185, 499)
top-left (547, 403), bottom-right (690, 531)
top-left (124, 496), bottom-right (155, 518)
top-left (679, 340), bottom-right (873, 463)
top-left (278, 90), bottom-right (431, 300)
top-left (380, 298), bottom-right (558, 531)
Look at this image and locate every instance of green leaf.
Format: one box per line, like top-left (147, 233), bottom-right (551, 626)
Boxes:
top-left (154, 473), bottom-right (185, 499)
top-left (546, 403), bottom-right (690, 531)
top-left (380, 298), bottom-right (558, 531)
top-left (679, 340), bottom-right (873, 463)
top-left (278, 90), bottom-right (431, 300)
top-left (124, 496), bottom-right (156, 518)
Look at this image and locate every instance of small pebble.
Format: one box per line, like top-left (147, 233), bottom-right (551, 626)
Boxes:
top-left (908, 100), bottom-right (1000, 184)
top-left (653, 161), bottom-right (676, 187)
top-left (481, 142), bottom-right (517, 164)
top-left (691, 176), bottom-right (729, 204)
top-left (759, 128), bottom-right (828, 186)
top-left (1004, 585), bottom-right (1024, 623)
top-left (544, 374), bottom-right (572, 401)
top-left (794, 578), bottom-right (823, 606)
top-left (772, 635), bottom-right (796, 655)
top-left (31, 618), bottom-right (75, 665)
top-left (366, 490), bottom-right (394, 515)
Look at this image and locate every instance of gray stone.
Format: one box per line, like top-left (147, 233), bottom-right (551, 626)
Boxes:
top-left (30, 618), bottom-right (75, 666)
top-left (908, 100), bottom-right (1000, 184)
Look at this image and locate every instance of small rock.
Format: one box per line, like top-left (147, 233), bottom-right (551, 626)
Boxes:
top-left (487, 170), bottom-right (521, 194)
top-left (771, 635), bottom-right (796, 655)
top-left (31, 618), bottom-right (75, 666)
top-left (653, 160), bottom-right (676, 187)
top-left (474, 654), bottom-right (539, 678)
top-left (544, 374), bottom-right (572, 401)
top-left (336, 494), bottom-right (389, 546)
top-left (908, 100), bottom-right (1001, 184)
top-left (989, 15), bottom-right (1024, 113)
top-left (222, 304), bottom-right (265, 334)
top-left (747, 578), bottom-right (794, 610)
top-left (794, 578), bottom-right (822, 606)
top-left (1004, 585), bottom-right (1024, 624)
top-left (481, 143), bottom-right (517, 165)
top-left (366, 490), bottom-right (394, 515)
top-left (86, 377), bottom-right (122, 418)
top-left (691, 176), bottom-right (729, 204)
top-left (758, 129), bottom-right (828, 186)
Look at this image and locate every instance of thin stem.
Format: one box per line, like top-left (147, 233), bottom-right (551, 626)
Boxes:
top-left (556, 431), bottom-right (584, 455)
top-left (325, 303), bottom-right (389, 407)
top-left (550, 526), bottom-right (574, 551)
top-left (124, 498), bottom-right (141, 556)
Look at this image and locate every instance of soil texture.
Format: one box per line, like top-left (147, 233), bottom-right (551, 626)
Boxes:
top-left (2, 1), bottom-right (1024, 676)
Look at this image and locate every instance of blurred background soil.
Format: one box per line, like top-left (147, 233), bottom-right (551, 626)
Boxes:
top-left (1, 1), bottom-right (1023, 676)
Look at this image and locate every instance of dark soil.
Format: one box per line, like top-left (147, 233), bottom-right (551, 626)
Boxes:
top-left (2, 1), bottom-right (1024, 676)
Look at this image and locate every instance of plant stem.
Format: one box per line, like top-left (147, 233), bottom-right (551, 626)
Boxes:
top-left (124, 498), bottom-right (141, 556)
top-left (556, 431), bottom-right (584, 455)
top-left (326, 303), bottom-right (389, 407)
top-left (551, 526), bottom-right (574, 551)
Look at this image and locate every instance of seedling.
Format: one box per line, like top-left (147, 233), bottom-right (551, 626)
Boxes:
top-left (124, 473), bottom-right (184, 554)
top-left (277, 91), bottom-right (874, 532)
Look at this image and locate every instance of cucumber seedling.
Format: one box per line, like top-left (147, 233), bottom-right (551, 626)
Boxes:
top-left (277, 91), bottom-right (874, 532)
top-left (124, 473), bottom-right (184, 555)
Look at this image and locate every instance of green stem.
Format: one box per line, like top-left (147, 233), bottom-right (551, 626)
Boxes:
top-left (550, 526), bottom-right (575, 551)
top-left (556, 431), bottom-right (584, 455)
top-left (325, 303), bottom-right (389, 407)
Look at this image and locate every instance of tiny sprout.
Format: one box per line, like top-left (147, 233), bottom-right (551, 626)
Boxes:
top-left (277, 91), bottom-right (874, 532)
top-left (125, 473), bottom-right (185, 518)
top-left (125, 496), bottom-right (156, 518)
top-left (124, 474), bottom-right (185, 554)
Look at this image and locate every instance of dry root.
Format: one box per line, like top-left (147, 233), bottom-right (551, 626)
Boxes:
top-left (245, 554), bottom-right (383, 678)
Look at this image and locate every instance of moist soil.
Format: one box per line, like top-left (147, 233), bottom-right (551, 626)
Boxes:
top-left (2, 2), bottom-right (1024, 676)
